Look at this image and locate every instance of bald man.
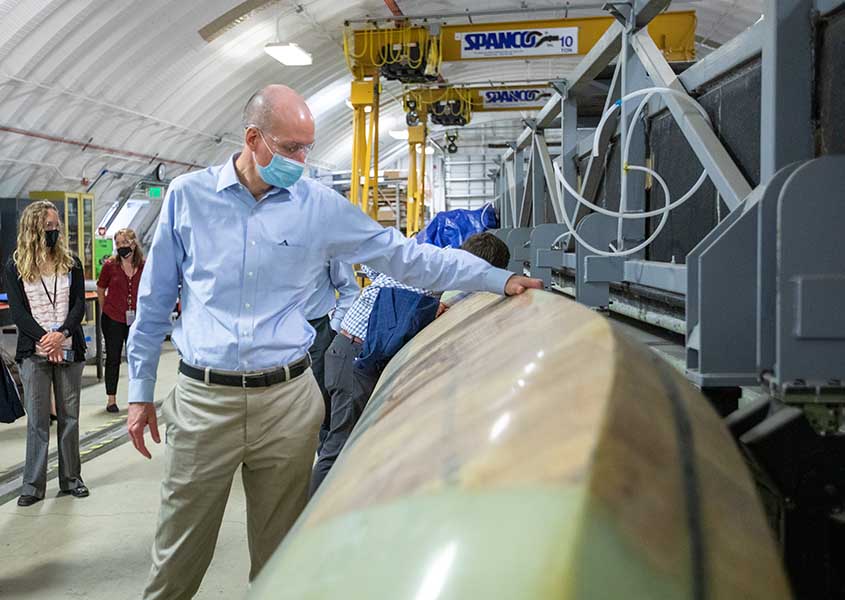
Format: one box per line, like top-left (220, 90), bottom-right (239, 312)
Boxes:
top-left (126, 84), bottom-right (541, 599)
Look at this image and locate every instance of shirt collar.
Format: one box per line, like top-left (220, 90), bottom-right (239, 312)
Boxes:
top-left (216, 153), bottom-right (242, 193)
top-left (216, 153), bottom-right (289, 202)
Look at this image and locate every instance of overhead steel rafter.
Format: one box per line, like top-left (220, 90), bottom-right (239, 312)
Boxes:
top-left (497, 0), bottom-right (753, 253)
top-left (630, 31), bottom-right (752, 210)
top-left (500, 0), bottom-right (677, 164)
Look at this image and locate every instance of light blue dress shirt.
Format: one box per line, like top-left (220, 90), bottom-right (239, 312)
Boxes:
top-left (303, 260), bottom-right (358, 332)
top-left (127, 154), bottom-right (512, 403)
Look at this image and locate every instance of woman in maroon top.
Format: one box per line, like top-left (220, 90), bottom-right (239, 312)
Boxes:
top-left (96, 228), bottom-right (145, 413)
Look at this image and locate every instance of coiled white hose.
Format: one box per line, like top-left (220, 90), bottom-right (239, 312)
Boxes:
top-left (549, 86), bottom-right (712, 257)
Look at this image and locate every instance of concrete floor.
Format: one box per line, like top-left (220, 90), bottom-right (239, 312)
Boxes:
top-left (0, 348), bottom-right (252, 599)
top-left (0, 348), bottom-right (178, 479)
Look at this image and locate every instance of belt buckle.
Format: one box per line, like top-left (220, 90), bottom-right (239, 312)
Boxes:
top-left (242, 371), bottom-right (266, 388)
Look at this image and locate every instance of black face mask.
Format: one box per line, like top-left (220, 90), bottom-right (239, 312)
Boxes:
top-left (45, 230), bottom-right (59, 248)
top-left (117, 246), bottom-right (133, 259)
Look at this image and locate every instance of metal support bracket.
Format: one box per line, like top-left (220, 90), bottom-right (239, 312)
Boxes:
top-left (505, 227), bottom-right (532, 274)
top-left (773, 156), bottom-right (845, 390)
top-left (603, 2), bottom-right (634, 27)
top-left (529, 224), bottom-right (569, 289)
top-left (584, 255), bottom-right (625, 283)
top-left (549, 79), bottom-right (569, 96)
top-left (575, 213), bottom-right (618, 308)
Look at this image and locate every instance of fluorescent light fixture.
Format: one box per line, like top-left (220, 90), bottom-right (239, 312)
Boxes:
top-left (389, 129), bottom-right (409, 140)
top-left (425, 145), bottom-right (435, 155)
top-left (264, 42), bottom-right (312, 66)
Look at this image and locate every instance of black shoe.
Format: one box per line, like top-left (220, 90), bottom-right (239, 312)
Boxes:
top-left (17, 495), bottom-right (42, 507)
top-left (50, 414), bottom-right (57, 425)
top-left (59, 486), bottom-right (90, 498)
top-left (67, 486), bottom-right (89, 498)
top-left (106, 403), bottom-right (119, 413)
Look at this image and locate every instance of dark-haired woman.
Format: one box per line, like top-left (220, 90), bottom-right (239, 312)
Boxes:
top-left (96, 228), bottom-right (145, 413)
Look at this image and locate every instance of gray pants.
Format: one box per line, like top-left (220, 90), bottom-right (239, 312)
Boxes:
top-left (19, 357), bottom-right (85, 498)
top-left (310, 334), bottom-right (378, 495)
top-left (307, 314), bottom-right (337, 451)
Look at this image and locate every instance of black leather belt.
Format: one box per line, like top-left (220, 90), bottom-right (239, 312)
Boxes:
top-left (178, 355), bottom-right (311, 388)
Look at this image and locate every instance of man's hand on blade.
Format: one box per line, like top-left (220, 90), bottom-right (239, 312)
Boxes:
top-left (504, 275), bottom-right (543, 296)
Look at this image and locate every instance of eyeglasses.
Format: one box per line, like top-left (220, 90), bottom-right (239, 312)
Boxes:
top-left (248, 126), bottom-right (314, 157)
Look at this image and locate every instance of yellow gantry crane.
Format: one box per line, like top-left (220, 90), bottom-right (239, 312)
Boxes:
top-left (348, 79), bottom-right (381, 221)
top-left (405, 124), bottom-right (427, 235)
top-left (342, 11), bottom-right (696, 233)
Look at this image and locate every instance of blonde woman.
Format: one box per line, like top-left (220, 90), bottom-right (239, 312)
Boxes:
top-left (96, 228), bottom-right (145, 412)
top-left (4, 201), bottom-right (89, 506)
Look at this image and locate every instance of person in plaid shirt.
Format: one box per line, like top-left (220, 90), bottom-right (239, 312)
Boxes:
top-left (309, 233), bottom-right (511, 494)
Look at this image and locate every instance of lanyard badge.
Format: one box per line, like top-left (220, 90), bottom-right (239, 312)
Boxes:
top-left (40, 273), bottom-right (59, 328)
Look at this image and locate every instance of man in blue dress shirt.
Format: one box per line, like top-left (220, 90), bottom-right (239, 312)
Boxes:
top-left (126, 84), bottom-right (540, 599)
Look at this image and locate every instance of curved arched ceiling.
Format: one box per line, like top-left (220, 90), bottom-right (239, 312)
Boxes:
top-left (0, 0), bottom-right (763, 211)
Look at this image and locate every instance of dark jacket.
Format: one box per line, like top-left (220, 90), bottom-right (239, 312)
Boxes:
top-left (3, 257), bottom-right (88, 363)
top-left (354, 287), bottom-right (439, 377)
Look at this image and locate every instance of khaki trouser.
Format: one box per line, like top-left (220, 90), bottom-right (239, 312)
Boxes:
top-left (142, 368), bottom-right (324, 600)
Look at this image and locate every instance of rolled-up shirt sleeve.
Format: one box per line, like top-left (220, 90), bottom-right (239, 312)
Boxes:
top-left (326, 198), bottom-right (512, 294)
top-left (126, 187), bottom-right (184, 403)
top-left (329, 260), bottom-right (358, 332)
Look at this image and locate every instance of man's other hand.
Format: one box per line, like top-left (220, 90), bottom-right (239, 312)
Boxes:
top-left (504, 275), bottom-right (543, 296)
top-left (128, 402), bottom-right (161, 459)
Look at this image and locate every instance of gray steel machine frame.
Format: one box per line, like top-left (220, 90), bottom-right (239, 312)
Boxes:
top-left (491, 0), bottom-right (844, 400)
top-left (490, 2), bottom-right (845, 595)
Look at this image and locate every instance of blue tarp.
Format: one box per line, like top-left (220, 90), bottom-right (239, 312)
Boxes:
top-left (415, 203), bottom-right (496, 249)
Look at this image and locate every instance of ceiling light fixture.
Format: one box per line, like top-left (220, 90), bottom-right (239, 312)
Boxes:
top-left (264, 42), bottom-right (312, 66)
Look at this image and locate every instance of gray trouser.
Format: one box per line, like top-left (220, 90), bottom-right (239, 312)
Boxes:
top-left (19, 357), bottom-right (85, 498)
top-left (309, 334), bottom-right (378, 496)
top-left (307, 314), bottom-right (337, 451)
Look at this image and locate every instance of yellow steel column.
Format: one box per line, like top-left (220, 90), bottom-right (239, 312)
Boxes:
top-left (406, 124), bottom-right (426, 235)
top-left (350, 107), bottom-right (361, 208)
top-left (361, 104), bottom-right (376, 218)
top-left (350, 80), bottom-right (376, 212)
top-left (417, 140), bottom-right (427, 230)
top-left (369, 94), bottom-right (380, 220)
top-left (407, 141), bottom-right (417, 235)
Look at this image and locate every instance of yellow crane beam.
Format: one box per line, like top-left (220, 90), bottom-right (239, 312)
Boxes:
top-left (439, 11), bottom-right (696, 63)
top-left (405, 85), bottom-right (555, 128)
top-left (343, 11), bottom-right (696, 80)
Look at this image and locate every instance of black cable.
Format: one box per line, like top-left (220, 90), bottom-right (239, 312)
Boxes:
top-left (654, 356), bottom-right (708, 600)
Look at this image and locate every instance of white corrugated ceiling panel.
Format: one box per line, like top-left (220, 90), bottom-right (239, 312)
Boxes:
top-left (0, 0), bottom-right (763, 210)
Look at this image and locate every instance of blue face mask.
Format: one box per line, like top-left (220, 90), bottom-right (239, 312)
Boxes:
top-left (255, 134), bottom-right (306, 189)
